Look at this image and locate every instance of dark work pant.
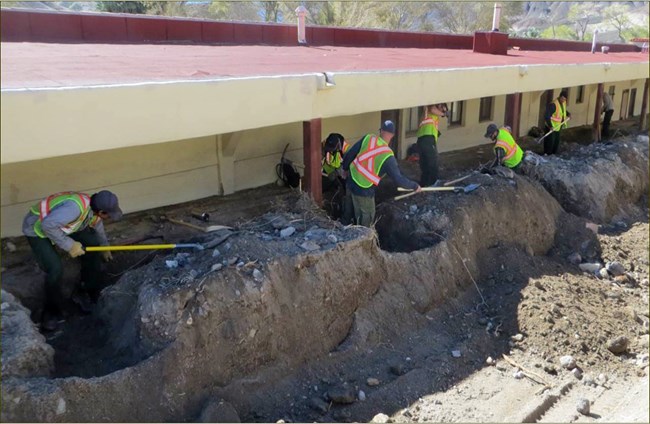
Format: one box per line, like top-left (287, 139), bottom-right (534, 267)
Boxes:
top-left (417, 136), bottom-right (438, 186)
top-left (27, 227), bottom-right (104, 316)
top-left (544, 131), bottom-right (561, 155)
top-left (602, 109), bottom-right (614, 139)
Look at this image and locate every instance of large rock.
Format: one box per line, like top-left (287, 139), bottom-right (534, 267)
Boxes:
top-left (1, 290), bottom-right (54, 378)
top-left (606, 336), bottom-right (629, 354)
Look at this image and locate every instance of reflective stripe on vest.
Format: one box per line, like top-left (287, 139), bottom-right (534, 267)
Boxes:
top-left (551, 99), bottom-right (567, 132)
top-left (494, 128), bottom-right (524, 169)
top-left (350, 135), bottom-right (394, 188)
top-left (416, 114), bottom-right (440, 139)
top-left (30, 192), bottom-right (96, 238)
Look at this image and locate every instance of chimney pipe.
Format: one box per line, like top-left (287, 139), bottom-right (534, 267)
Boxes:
top-left (295, 5), bottom-right (308, 45)
top-left (492, 3), bottom-right (501, 31)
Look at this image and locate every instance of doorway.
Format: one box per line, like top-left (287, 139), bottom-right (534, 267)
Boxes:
top-left (538, 90), bottom-right (554, 128)
top-left (381, 109), bottom-right (401, 158)
top-left (620, 89), bottom-right (629, 120)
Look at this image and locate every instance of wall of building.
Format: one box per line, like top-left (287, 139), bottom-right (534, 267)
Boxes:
top-left (0, 112), bottom-right (380, 237)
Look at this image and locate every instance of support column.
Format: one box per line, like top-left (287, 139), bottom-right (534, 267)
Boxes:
top-left (504, 92), bottom-right (521, 138)
top-left (640, 78), bottom-right (649, 132)
top-left (302, 118), bottom-right (322, 205)
top-left (593, 83), bottom-right (604, 142)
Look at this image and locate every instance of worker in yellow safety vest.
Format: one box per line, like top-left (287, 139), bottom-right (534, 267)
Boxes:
top-left (483, 123), bottom-right (524, 171)
top-left (416, 103), bottom-right (448, 186)
top-left (22, 190), bottom-right (123, 331)
top-left (544, 90), bottom-right (571, 155)
top-left (341, 120), bottom-right (421, 226)
top-left (321, 133), bottom-right (350, 192)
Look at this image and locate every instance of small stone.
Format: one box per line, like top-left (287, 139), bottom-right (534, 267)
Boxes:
top-left (496, 363), bottom-right (508, 371)
top-left (389, 363), bottom-right (406, 376)
top-left (583, 375), bottom-right (596, 386)
top-left (606, 336), bottom-right (629, 354)
top-left (211, 263), bottom-right (223, 272)
top-left (212, 248), bottom-right (221, 257)
top-left (560, 355), bottom-right (576, 370)
top-left (56, 398), bottom-right (66, 415)
top-left (327, 234), bottom-right (338, 244)
top-left (358, 390), bottom-right (366, 401)
top-left (227, 257), bottom-right (238, 266)
top-left (327, 386), bottom-right (356, 404)
top-left (300, 241), bottom-right (320, 251)
top-left (512, 334), bottom-right (524, 342)
top-left (486, 356), bottom-right (495, 365)
top-left (5, 242), bottom-right (16, 252)
top-left (576, 398), bottom-right (590, 415)
top-left (513, 371), bottom-right (524, 379)
top-left (572, 368), bottom-right (583, 379)
top-left (478, 317), bottom-right (488, 325)
top-left (409, 205), bottom-right (418, 214)
top-left (371, 413), bottom-right (390, 423)
top-left (236, 261), bottom-right (245, 268)
top-left (567, 252), bottom-right (582, 265)
top-left (280, 227), bottom-right (296, 238)
top-left (606, 261), bottom-right (626, 276)
top-left (637, 135), bottom-right (649, 143)
top-left (367, 377), bottom-right (380, 386)
top-left (235, 290), bottom-right (241, 297)
top-left (186, 316), bottom-right (193, 326)
top-left (597, 373), bottom-right (608, 384)
top-left (253, 269), bottom-right (263, 282)
top-left (1, 302), bottom-right (9, 311)
top-left (579, 263), bottom-right (602, 274)
top-left (165, 260), bottom-right (178, 269)
top-left (599, 268), bottom-right (610, 279)
top-left (451, 350), bottom-right (461, 358)
top-left (308, 397), bottom-right (329, 413)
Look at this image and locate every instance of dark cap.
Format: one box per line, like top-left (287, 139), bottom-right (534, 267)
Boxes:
top-left (324, 133), bottom-right (343, 153)
top-left (380, 120), bottom-right (396, 134)
top-left (559, 90), bottom-right (568, 99)
top-left (91, 190), bottom-right (123, 221)
top-left (484, 123), bottom-right (499, 138)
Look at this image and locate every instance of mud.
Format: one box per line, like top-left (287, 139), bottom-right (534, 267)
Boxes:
top-left (1, 134), bottom-right (648, 423)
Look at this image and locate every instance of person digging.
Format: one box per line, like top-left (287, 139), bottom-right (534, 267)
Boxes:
top-left (22, 190), bottom-right (123, 331)
top-left (321, 132), bottom-right (350, 192)
top-left (482, 123), bottom-right (524, 174)
top-left (416, 103), bottom-right (448, 186)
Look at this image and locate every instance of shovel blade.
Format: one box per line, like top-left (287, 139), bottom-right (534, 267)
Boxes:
top-left (463, 183), bottom-right (481, 193)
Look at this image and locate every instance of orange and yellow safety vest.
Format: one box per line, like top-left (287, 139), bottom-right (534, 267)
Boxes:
top-left (30, 192), bottom-right (100, 238)
top-left (350, 134), bottom-right (394, 188)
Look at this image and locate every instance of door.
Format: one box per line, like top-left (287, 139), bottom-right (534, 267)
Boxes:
top-left (381, 109), bottom-right (401, 158)
top-left (538, 90), bottom-right (554, 128)
top-left (629, 88), bottom-right (637, 117)
top-left (620, 89), bottom-right (629, 120)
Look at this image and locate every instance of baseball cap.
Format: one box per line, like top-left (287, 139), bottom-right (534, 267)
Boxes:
top-left (380, 120), bottom-right (396, 134)
top-left (91, 190), bottom-right (123, 221)
top-left (559, 90), bottom-right (568, 99)
top-left (324, 133), bottom-right (343, 152)
top-left (484, 123), bottom-right (499, 138)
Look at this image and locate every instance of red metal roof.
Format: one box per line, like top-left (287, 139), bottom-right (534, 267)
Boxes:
top-left (1, 42), bottom-right (648, 89)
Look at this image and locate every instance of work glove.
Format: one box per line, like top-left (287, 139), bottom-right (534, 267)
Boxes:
top-left (102, 251), bottom-right (113, 262)
top-left (68, 241), bottom-right (85, 258)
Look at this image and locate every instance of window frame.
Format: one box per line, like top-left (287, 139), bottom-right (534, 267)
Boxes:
top-left (479, 97), bottom-right (494, 122)
top-left (576, 86), bottom-right (585, 104)
top-left (449, 100), bottom-right (464, 127)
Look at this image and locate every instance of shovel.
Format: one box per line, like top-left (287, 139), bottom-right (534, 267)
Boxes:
top-left (166, 217), bottom-right (232, 233)
top-left (86, 243), bottom-right (204, 252)
top-left (395, 183), bottom-right (480, 201)
top-left (535, 117), bottom-right (571, 144)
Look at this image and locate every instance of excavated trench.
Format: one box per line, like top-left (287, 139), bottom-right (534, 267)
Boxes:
top-left (1, 135), bottom-right (648, 423)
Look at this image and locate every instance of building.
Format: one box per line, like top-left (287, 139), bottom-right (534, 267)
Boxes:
top-left (1, 8), bottom-right (648, 237)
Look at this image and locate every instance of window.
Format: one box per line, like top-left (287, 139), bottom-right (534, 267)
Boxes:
top-left (608, 86), bottom-right (616, 97)
top-left (576, 86), bottom-right (585, 104)
top-left (479, 97), bottom-right (494, 122)
top-left (562, 87), bottom-right (570, 101)
top-left (449, 101), bottom-right (464, 126)
top-left (629, 88), bottom-right (637, 116)
top-left (406, 106), bottom-right (424, 133)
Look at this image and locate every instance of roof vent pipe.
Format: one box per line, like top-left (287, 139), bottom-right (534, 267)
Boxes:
top-left (491, 2), bottom-right (501, 31)
top-left (591, 29), bottom-right (599, 54)
top-left (296, 5), bottom-right (308, 45)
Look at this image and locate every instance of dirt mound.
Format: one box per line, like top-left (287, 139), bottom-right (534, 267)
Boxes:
top-left (521, 136), bottom-right (649, 224)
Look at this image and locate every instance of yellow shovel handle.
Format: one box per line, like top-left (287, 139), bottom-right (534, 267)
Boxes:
top-left (86, 244), bottom-right (177, 252)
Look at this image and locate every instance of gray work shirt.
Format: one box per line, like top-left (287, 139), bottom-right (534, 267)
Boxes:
top-left (22, 201), bottom-right (109, 251)
top-left (602, 92), bottom-right (614, 112)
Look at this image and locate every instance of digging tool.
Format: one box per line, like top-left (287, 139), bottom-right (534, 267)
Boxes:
top-left (166, 217), bottom-right (232, 233)
top-left (443, 174), bottom-right (472, 186)
top-left (85, 243), bottom-right (204, 252)
top-left (395, 183), bottom-right (480, 201)
top-left (191, 211), bottom-right (210, 222)
top-left (535, 117), bottom-right (571, 144)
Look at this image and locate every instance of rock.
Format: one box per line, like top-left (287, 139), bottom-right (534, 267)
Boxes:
top-left (606, 261), bottom-right (626, 276)
top-left (513, 371), bottom-right (524, 379)
top-left (585, 222), bottom-right (599, 234)
top-left (327, 234), bottom-right (338, 244)
top-left (572, 368), bottom-right (583, 379)
top-left (599, 267), bottom-right (610, 279)
top-left (199, 398), bottom-right (241, 423)
top-left (227, 257), bottom-right (238, 266)
top-left (308, 397), bottom-right (329, 413)
top-left (614, 275), bottom-right (630, 285)
top-left (211, 263), bottom-right (223, 272)
top-left (280, 227), bottom-right (296, 238)
top-left (637, 135), bottom-right (649, 143)
top-left (597, 373), bottom-right (608, 384)
top-left (165, 260), bottom-right (178, 269)
top-left (389, 363), bottom-right (406, 376)
top-left (252, 269), bottom-right (263, 282)
top-left (486, 356), bottom-right (495, 365)
top-left (371, 413), bottom-right (390, 423)
top-left (583, 375), bottom-right (596, 386)
top-left (5, 241), bottom-right (17, 252)
top-left (560, 355), bottom-right (577, 370)
top-left (367, 378), bottom-right (380, 386)
top-left (409, 205), bottom-right (418, 214)
top-left (567, 252), bottom-right (582, 265)
top-left (327, 386), bottom-right (356, 404)
top-left (576, 398), bottom-right (590, 415)
top-left (579, 263), bottom-right (601, 274)
top-left (212, 248), bottom-right (221, 258)
top-left (606, 336), bottom-right (629, 354)
top-left (1, 291), bottom-right (54, 378)
top-left (358, 390), bottom-right (366, 401)
top-left (300, 241), bottom-right (321, 251)
top-left (512, 334), bottom-right (524, 342)
top-left (451, 350), bottom-right (461, 358)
